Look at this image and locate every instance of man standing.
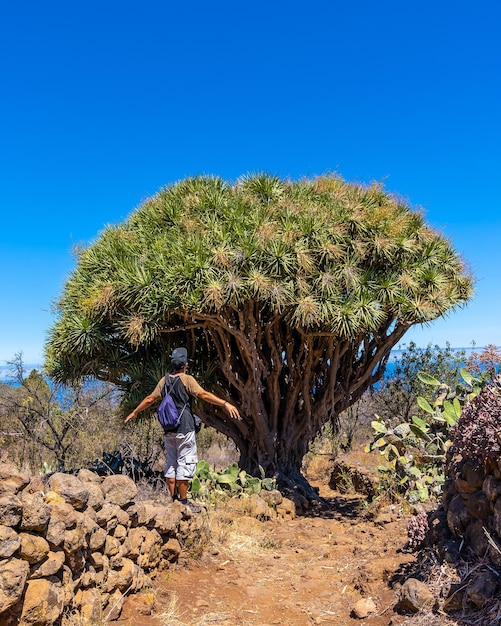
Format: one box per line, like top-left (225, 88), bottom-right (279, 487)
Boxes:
top-left (125, 347), bottom-right (240, 509)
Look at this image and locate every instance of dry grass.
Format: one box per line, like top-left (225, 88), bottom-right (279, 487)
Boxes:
top-left (157, 593), bottom-right (235, 626)
top-left (203, 500), bottom-right (278, 559)
top-left (303, 452), bottom-right (333, 482)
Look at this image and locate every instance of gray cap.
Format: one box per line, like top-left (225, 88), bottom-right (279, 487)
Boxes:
top-left (171, 347), bottom-right (188, 365)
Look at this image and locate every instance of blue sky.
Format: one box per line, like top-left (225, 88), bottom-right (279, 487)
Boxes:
top-left (1, 0), bottom-right (500, 365)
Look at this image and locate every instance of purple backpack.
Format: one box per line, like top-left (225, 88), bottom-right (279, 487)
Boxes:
top-left (157, 375), bottom-right (188, 432)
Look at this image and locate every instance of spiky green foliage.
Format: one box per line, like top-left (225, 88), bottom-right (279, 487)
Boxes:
top-left (45, 174), bottom-right (473, 486)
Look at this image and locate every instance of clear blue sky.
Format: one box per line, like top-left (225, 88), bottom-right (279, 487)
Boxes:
top-left (1, 0), bottom-right (500, 364)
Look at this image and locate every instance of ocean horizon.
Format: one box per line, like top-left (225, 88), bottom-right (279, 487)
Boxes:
top-left (0, 346), bottom-right (496, 384)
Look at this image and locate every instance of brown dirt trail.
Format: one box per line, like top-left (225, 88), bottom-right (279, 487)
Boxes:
top-left (114, 479), bottom-right (418, 626)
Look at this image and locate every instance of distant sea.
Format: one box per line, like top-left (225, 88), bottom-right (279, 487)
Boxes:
top-left (383, 346), bottom-right (488, 380)
top-left (1, 347), bottom-right (493, 384)
top-left (0, 364), bottom-right (42, 383)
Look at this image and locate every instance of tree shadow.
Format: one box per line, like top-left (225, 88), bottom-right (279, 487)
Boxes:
top-left (302, 493), bottom-right (366, 520)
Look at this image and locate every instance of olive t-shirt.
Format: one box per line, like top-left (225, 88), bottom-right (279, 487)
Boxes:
top-left (152, 373), bottom-right (204, 434)
top-left (152, 373), bottom-right (203, 400)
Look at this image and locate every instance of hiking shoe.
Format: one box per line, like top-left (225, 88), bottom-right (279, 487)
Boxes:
top-left (180, 499), bottom-right (203, 513)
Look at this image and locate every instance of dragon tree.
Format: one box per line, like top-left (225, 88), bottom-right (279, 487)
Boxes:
top-left (45, 174), bottom-right (473, 494)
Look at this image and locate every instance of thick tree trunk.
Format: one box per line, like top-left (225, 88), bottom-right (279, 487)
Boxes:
top-left (187, 305), bottom-right (410, 503)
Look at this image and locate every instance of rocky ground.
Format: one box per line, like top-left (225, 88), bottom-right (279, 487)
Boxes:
top-left (113, 467), bottom-right (428, 626)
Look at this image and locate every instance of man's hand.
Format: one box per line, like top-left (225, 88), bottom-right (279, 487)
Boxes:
top-left (224, 402), bottom-right (241, 420)
top-left (124, 412), bottom-right (137, 424)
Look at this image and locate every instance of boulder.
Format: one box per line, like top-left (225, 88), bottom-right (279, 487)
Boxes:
top-left (465, 491), bottom-right (492, 519)
top-left (137, 529), bottom-right (163, 570)
top-left (154, 506), bottom-right (183, 534)
top-left (128, 501), bottom-right (160, 527)
top-left (0, 525), bottom-right (21, 559)
top-left (80, 482), bottom-right (104, 511)
top-left (398, 578), bottom-right (435, 613)
top-left (105, 588), bottom-right (126, 621)
top-left (0, 493), bottom-right (22, 527)
top-left (466, 570), bottom-right (498, 608)
top-left (45, 517), bottom-right (66, 548)
top-left (18, 533), bottom-right (50, 565)
top-left (63, 526), bottom-right (88, 554)
top-left (19, 491), bottom-right (51, 532)
top-left (101, 475), bottom-right (137, 507)
top-left (104, 535), bottom-right (121, 557)
top-left (462, 460), bottom-right (485, 490)
top-left (482, 475), bottom-right (501, 502)
top-left (127, 527), bottom-right (163, 569)
top-left (447, 494), bottom-right (472, 536)
top-left (351, 597), bottom-right (377, 619)
top-left (76, 469), bottom-right (102, 484)
top-left (276, 497), bottom-right (296, 519)
top-left (113, 523), bottom-right (128, 541)
top-left (259, 489), bottom-right (283, 506)
top-left (103, 558), bottom-right (139, 593)
top-left (89, 526), bottom-right (107, 551)
top-left (95, 503), bottom-right (128, 531)
top-left (466, 519), bottom-right (490, 557)
top-left (29, 549), bottom-right (65, 578)
top-left (76, 587), bottom-right (104, 624)
top-left (0, 558), bottom-right (29, 615)
top-left (46, 473), bottom-right (89, 510)
top-left (162, 537), bottom-right (181, 563)
top-left (46, 501), bottom-right (78, 529)
top-left (0, 462), bottom-right (30, 495)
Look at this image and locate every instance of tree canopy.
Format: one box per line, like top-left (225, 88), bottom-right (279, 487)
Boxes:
top-left (45, 174), bottom-right (473, 490)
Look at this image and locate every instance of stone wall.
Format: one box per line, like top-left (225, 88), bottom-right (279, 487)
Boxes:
top-left (0, 462), bottom-right (205, 626)
top-left (442, 457), bottom-right (501, 568)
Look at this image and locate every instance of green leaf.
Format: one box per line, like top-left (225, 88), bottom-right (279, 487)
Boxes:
top-left (261, 477), bottom-right (275, 490)
top-left (408, 466), bottom-right (422, 479)
top-left (246, 476), bottom-right (260, 485)
top-left (460, 368), bottom-right (479, 387)
top-left (410, 424), bottom-right (431, 441)
top-left (443, 401), bottom-right (459, 426)
top-left (216, 474), bottom-right (238, 485)
top-left (371, 420), bottom-right (387, 434)
top-left (190, 477), bottom-right (202, 494)
top-left (196, 460), bottom-right (210, 473)
top-left (223, 464), bottom-right (240, 477)
top-left (417, 485), bottom-right (429, 501)
top-left (386, 444), bottom-right (400, 460)
top-left (411, 415), bottom-right (429, 430)
top-left (417, 396), bottom-right (434, 415)
top-left (417, 371), bottom-right (440, 386)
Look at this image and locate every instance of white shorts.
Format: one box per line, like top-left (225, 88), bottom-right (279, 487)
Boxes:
top-left (163, 430), bottom-right (198, 480)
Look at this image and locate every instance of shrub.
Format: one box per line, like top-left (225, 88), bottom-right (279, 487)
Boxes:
top-left (366, 369), bottom-right (479, 503)
top-left (449, 382), bottom-right (501, 464)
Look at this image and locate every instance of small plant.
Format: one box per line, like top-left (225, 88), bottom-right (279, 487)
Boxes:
top-left (39, 460), bottom-right (59, 476)
top-left (190, 461), bottom-right (276, 500)
top-left (406, 511), bottom-right (429, 550)
top-left (449, 377), bottom-right (501, 464)
top-left (366, 368), bottom-right (481, 503)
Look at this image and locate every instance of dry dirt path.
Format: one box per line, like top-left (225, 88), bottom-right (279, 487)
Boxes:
top-left (114, 480), bottom-right (419, 626)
